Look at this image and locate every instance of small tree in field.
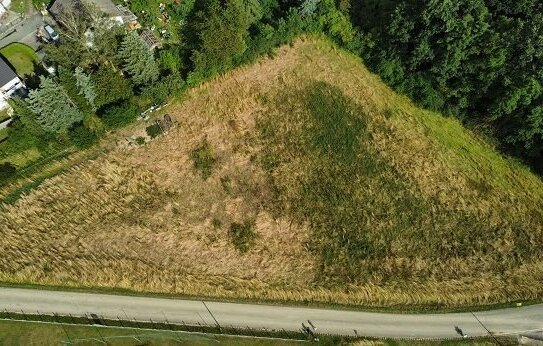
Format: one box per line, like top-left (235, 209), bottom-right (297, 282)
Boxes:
top-left (118, 32), bottom-right (159, 86)
top-left (27, 76), bottom-right (83, 133)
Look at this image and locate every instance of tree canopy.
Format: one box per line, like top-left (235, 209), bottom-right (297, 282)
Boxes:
top-left (118, 31), bottom-right (160, 86)
top-left (349, 0), bottom-right (543, 170)
top-left (185, 0), bottom-right (249, 78)
top-left (27, 76), bottom-right (83, 133)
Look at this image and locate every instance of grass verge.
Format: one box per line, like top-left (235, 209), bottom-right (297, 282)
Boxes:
top-left (0, 319), bottom-right (307, 345)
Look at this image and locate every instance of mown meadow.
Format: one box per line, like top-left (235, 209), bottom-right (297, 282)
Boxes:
top-left (1, 37), bottom-right (542, 308)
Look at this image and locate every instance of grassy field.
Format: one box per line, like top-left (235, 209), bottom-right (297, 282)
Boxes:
top-left (0, 43), bottom-right (39, 77)
top-left (0, 320), bottom-right (304, 345)
top-left (0, 319), bottom-right (510, 346)
top-left (1, 36), bottom-right (543, 308)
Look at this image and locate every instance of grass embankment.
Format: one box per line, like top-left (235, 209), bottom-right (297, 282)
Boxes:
top-left (0, 37), bottom-right (542, 309)
top-left (0, 320), bottom-right (304, 345)
top-left (0, 43), bottom-right (39, 77)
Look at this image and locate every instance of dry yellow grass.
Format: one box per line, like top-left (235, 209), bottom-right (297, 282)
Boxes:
top-left (0, 36), bottom-right (542, 308)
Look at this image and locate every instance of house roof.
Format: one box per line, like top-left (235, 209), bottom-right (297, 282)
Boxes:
top-left (0, 57), bottom-right (18, 87)
top-left (49, 0), bottom-right (124, 19)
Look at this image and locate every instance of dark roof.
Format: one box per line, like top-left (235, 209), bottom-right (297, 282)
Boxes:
top-left (0, 57), bottom-right (18, 87)
top-left (49, 0), bottom-right (123, 19)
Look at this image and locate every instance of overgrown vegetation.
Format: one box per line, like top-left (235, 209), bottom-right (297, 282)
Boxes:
top-left (229, 221), bottom-right (257, 253)
top-left (258, 80), bottom-right (543, 288)
top-left (349, 0), bottom-right (543, 173)
top-left (146, 123), bottom-right (163, 139)
top-left (1, 0), bottom-right (360, 187)
top-left (1, 39), bottom-right (542, 308)
top-left (191, 139), bottom-right (216, 179)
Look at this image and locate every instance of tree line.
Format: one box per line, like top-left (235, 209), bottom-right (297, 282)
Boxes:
top-left (349, 0), bottom-right (543, 173)
top-left (2, 0), bottom-right (542, 183)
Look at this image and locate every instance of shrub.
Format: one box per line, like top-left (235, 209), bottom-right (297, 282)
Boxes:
top-left (190, 139), bottom-right (216, 179)
top-left (228, 221), bottom-right (257, 253)
top-left (145, 124), bottom-right (162, 139)
top-left (101, 103), bottom-right (140, 129)
top-left (0, 162), bottom-right (17, 183)
top-left (93, 66), bottom-right (133, 110)
top-left (135, 136), bottom-right (146, 145)
top-left (140, 74), bottom-right (185, 105)
top-left (69, 123), bottom-right (98, 148)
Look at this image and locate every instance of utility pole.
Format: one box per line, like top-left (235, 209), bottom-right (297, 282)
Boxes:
top-left (202, 301), bottom-right (221, 332)
top-left (471, 312), bottom-right (503, 346)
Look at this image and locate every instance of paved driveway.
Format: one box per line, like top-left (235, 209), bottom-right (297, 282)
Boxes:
top-left (0, 13), bottom-right (46, 50)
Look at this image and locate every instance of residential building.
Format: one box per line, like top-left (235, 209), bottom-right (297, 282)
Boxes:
top-left (0, 57), bottom-right (24, 110)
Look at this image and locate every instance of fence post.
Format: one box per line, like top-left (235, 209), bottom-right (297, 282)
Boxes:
top-left (84, 313), bottom-right (91, 325)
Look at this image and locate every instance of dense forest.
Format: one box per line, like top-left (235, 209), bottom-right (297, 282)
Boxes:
top-left (1, 0), bottom-right (542, 183)
top-left (349, 0), bottom-right (543, 172)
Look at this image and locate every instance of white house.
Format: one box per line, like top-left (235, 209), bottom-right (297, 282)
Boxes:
top-left (0, 57), bottom-right (24, 110)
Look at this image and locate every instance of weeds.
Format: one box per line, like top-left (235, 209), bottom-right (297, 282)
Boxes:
top-left (191, 139), bottom-right (216, 179)
top-left (229, 221), bottom-right (257, 253)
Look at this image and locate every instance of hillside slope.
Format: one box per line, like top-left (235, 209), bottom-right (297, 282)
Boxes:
top-left (1, 37), bottom-right (542, 308)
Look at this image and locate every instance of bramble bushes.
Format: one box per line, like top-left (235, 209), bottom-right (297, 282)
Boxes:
top-left (145, 124), bottom-right (162, 139)
top-left (0, 162), bottom-right (17, 183)
top-left (101, 103), bottom-right (140, 130)
top-left (68, 123), bottom-right (99, 148)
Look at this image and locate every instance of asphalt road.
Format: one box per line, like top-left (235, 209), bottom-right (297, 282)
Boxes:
top-left (0, 288), bottom-right (542, 339)
top-left (0, 13), bottom-right (45, 50)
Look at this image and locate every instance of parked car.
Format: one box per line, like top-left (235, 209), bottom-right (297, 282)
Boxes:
top-left (43, 25), bottom-right (59, 42)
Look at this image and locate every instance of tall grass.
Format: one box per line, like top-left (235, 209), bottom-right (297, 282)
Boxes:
top-left (0, 36), bottom-right (542, 308)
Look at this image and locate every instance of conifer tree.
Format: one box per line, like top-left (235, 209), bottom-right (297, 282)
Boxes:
top-left (75, 67), bottom-right (97, 111)
top-left (27, 76), bottom-right (83, 133)
top-left (118, 32), bottom-right (159, 86)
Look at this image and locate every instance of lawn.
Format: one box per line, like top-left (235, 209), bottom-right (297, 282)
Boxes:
top-left (0, 108), bottom-right (10, 123)
top-left (0, 320), bottom-right (305, 345)
top-left (0, 43), bottom-right (39, 77)
top-left (0, 37), bottom-right (542, 309)
top-left (0, 128), bottom-right (8, 143)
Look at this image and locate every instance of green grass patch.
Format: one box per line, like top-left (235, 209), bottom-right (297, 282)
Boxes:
top-left (229, 221), bottom-right (257, 253)
top-left (257, 80), bottom-right (543, 287)
top-left (191, 139), bottom-right (216, 179)
top-left (0, 108), bottom-right (10, 123)
top-left (0, 128), bottom-right (8, 143)
top-left (0, 43), bottom-right (39, 77)
top-left (0, 319), bottom-right (305, 345)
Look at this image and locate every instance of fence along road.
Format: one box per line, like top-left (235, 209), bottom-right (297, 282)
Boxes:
top-left (0, 287), bottom-right (542, 339)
